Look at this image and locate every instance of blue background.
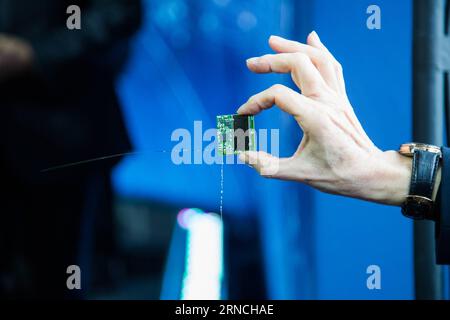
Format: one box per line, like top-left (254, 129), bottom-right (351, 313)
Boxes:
top-left (113, 0), bottom-right (414, 299)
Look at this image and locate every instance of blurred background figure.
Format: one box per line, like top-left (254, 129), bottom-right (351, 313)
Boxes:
top-left (0, 0), bottom-right (141, 298)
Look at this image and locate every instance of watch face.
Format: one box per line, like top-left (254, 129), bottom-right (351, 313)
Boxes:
top-left (399, 143), bottom-right (441, 157)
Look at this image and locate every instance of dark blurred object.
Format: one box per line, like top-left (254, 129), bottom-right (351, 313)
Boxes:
top-left (0, 34), bottom-right (34, 82)
top-left (0, 0), bottom-right (141, 298)
top-left (91, 199), bottom-right (176, 299)
top-left (226, 214), bottom-right (266, 299)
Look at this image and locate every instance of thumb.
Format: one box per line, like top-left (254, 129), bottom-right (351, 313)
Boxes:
top-left (239, 151), bottom-right (283, 178)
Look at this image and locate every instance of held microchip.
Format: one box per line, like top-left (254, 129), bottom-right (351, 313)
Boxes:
top-left (216, 114), bottom-right (256, 155)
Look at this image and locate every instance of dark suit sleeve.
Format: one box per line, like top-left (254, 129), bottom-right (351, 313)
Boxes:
top-left (436, 147), bottom-right (450, 264)
top-left (28, 0), bottom-right (142, 73)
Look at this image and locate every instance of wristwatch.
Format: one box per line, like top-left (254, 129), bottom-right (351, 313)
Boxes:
top-left (399, 143), bottom-right (441, 220)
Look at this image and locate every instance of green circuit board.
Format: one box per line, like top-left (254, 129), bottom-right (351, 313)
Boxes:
top-left (216, 114), bottom-right (255, 155)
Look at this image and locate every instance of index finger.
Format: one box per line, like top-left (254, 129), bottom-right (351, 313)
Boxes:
top-left (246, 52), bottom-right (326, 97)
top-left (236, 84), bottom-right (316, 129)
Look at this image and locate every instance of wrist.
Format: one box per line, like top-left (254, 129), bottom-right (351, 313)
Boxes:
top-left (363, 150), bottom-right (412, 206)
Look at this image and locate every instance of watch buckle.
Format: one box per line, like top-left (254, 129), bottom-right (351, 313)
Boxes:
top-left (402, 195), bottom-right (435, 220)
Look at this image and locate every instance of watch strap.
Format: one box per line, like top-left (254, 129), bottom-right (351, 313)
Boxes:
top-left (402, 149), bottom-right (440, 220)
top-left (410, 149), bottom-right (440, 200)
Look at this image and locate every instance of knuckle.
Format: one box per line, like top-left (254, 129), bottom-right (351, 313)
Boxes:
top-left (270, 83), bottom-right (286, 95)
top-left (248, 93), bottom-right (258, 103)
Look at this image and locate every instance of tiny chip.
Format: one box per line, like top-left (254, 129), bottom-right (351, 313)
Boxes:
top-left (216, 114), bottom-right (256, 155)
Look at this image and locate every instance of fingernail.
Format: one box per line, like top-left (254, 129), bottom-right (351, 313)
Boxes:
top-left (246, 57), bottom-right (260, 65)
top-left (269, 35), bottom-right (283, 42)
top-left (236, 99), bottom-right (249, 113)
top-left (238, 152), bottom-right (247, 163)
top-left (310, 30), bottom-right (320, 42)
top-left (237, 101), bottom-right (257, 114)
top-left (246, 57), bottom-right (271, 72)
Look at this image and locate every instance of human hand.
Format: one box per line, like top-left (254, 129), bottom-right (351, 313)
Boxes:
top-left (0, 34), bottom-right (34, 81)
top-left (237, 31), bottom-right (412, 206)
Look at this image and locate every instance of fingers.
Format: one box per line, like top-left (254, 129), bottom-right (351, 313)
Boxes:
top-left (236, 84), bottom-right (315, 128)
top-left (246, 52), bottom-right (326, 98)
top-left (268, 32), bottom-right (346, 95)
top-left (306, 32), bottom-right (346, 94)
top-left (268, 34), bottom-right (340, 92)
top-left (238, 151), bottom-right (292, 179)
top-left (306, 31), bottom-right (331, 54)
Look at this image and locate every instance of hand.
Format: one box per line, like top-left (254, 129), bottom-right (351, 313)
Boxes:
top-left (0, 34), bottom-right (34, 81)
top-left (237, 31), bottom-right (413, 206)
